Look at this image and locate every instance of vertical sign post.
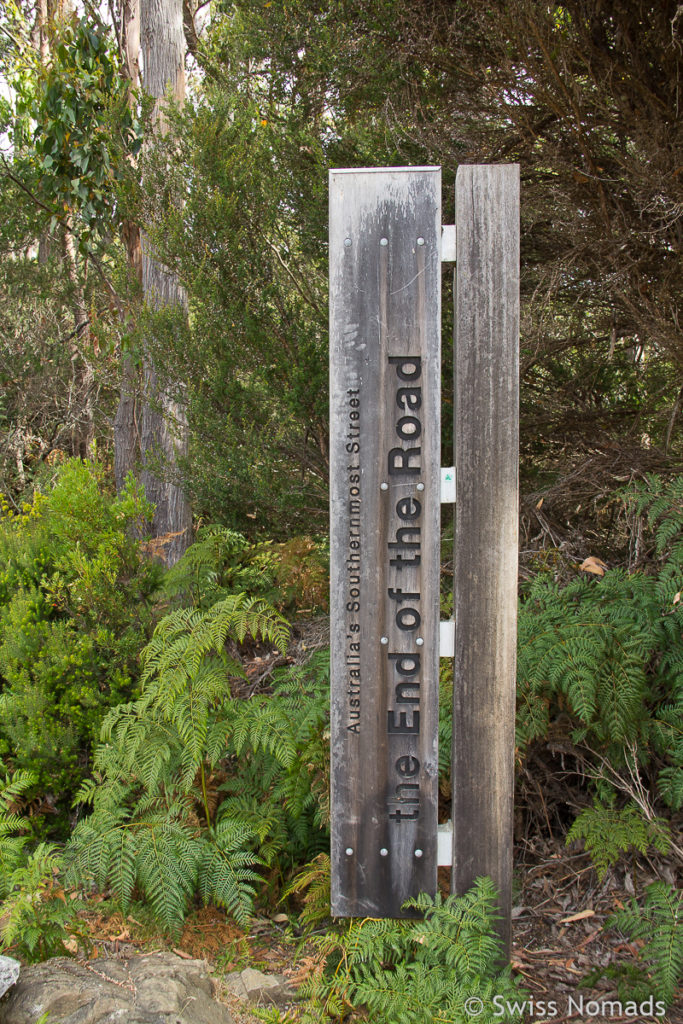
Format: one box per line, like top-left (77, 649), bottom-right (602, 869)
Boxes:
top-left (452, 165), bottom-right (520, 957)
top-left (329, 168), bottom-right (442, 917)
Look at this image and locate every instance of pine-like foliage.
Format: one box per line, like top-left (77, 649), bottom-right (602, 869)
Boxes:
top-left (516, 476), bottom-right (683, 808)
top-left (606, 882), bottom-right (683, 1008)
top-left (299, 879), bottom-right (526, 1024)
top-left (567, 800), bottom-right (671, 880)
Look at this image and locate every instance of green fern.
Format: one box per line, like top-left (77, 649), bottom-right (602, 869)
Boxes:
top-left (66, 591), bottom-right (336, 935)
top-left (1, 842), bottom-right (84, 961)
top-left (299, 879), bottom-right (526, 1024)
top-left (515, 477), bottom-right (683, 810)
top-left (283, 853), bottom-right (331, 931)
top-left (66, 590), bottom-right (289, 934)
top-left (567, 800), bottom-right (671, 879)
top-left (604, 881), bottom-right (683, 1008)
top-left (0, 769), bottom-right (38, 896)
top-left (197, 818), bottom-right (263, 926)
top-left (163, 524), bottom-right (277, 607)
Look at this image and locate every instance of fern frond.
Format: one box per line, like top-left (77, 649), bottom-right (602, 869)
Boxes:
top-left (609, 881), bottom-right (683, 1007)
top-left (197, 819), bottom-right (261, 926)
top-left (567, 801), bottom-right (670, 880)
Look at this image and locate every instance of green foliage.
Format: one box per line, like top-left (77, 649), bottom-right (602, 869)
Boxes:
top-left (66, 562), bottom-right (325, 933)
top-left (162, 525), bottom-right (277, 608)
top-left (0, 769), bottom-right (38, 895)
top-left (300, 879), bottom-right (525, 1024)
top-left (283, 853), bottom-right (331, 932)
top-left (8, 14), bottom-right (140, 249)
top-left (67, 591), bottom-right (288, 933)
top-left (515, 477), bottom-right (683, 809)
top-left (0, 769), bottom-right (83, 961)
top-left (0, 461), bottom-right (159, 825)
top-left (593, 882), bottom-right (683, 1009)
top-left (1, 842), bottom-right (84, 962)
top-left (567, 800), bottom-right (670, 880)
top-left (67, 529), bottom-right (333, 932)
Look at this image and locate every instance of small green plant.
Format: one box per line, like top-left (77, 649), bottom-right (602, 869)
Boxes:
top-left (299, 879), bottom-right (526, 1024)
top-left (567, 800), bottom-right (671, 879)
top-left (0, 769), bottom-right (37, 889)
top-left (283, 852), bottom-right (331, 931)
top-left (586, 882), bottom-right (683, 1009)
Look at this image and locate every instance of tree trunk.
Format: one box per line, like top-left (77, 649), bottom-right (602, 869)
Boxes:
top-left (138, 0), bottom-right (192, 565)
top-left (63, 219), bottom-right (95, 458)
top-left (114, 0), bottom-right (142, 494)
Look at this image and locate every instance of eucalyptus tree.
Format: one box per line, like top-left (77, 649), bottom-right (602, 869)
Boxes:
top-left (134, 0), bottom-right (192, 564)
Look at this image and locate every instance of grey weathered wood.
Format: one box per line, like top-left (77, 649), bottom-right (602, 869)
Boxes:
top-left (330, 168), bottom-right (441, 917)
top-left (452, 165), bottom-right (520, 958)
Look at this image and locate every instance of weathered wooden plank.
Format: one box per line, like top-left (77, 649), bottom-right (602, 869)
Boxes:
top-left (330, 167), bottom-right (441, 917)
top-left (452, 165), bottom-right (520, 957)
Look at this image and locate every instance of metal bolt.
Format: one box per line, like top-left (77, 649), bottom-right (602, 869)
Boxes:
top-left (380, 482), bottom-right (389, 491)
top-left (380, 636), bottom-right (389, 645)
top-left (380, 848), bottom-right (388, 857)
top-left (416, 637), bottom-right (424, 647)
top-left (380, 237), bottom-right (388, 246)
top-left (345, 847), bottom-right (353, 856)
top-left (344, 237), bottom-right (352, 247)
top-left (415, 848), bottom-right (423, 858)
top-left (416, 482), bottom-right (425, 491)
top-left (417, 237), bottom-right (425, 246)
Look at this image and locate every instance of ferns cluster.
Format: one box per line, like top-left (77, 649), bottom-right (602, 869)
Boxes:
top-left (299, 878), bottom-right (526, 1024)
top-left (66, 530), bottom-right (331, 933)
top-left (0, 770), bottom-right (82, 961)
top-left (516, 476), bottom-right (683, 811)
top-left (162, 524), bottom-right (278, 608)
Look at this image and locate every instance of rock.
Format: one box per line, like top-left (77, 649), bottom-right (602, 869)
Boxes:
top-left (0, 959), bottom-right (20, 1000)
top-left (224, 967), bottom-right (297, 1006)
top-left (0, 952), bottom-right (234, 1024)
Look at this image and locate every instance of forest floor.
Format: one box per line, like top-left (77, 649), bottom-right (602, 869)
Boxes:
top-left (75, 834), bottom-right (682, 1024)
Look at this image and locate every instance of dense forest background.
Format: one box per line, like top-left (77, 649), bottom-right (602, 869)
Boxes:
top-left (0, 1), bottom-right (681, 1021)
top-left (2, 0), bottom-right (681, 541)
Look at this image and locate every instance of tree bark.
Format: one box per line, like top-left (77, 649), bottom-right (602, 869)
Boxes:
top-left (138, 0), bottom-right (192, 565)
top-left (114, 0), bottom-right (142, 494)
top-left (63, 218), bottom-right (95, 458)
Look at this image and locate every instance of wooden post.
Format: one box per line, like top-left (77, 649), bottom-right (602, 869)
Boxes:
top-left (451, 165), bottom-right (520, 957)
top-left (329, 168), bottom-right (441, 917)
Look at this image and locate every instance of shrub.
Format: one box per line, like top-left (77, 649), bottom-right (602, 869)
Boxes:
top-left (0, 460), bottom-right (160, 828)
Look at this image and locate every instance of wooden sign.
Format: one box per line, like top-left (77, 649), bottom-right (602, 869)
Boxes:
top-left (451, 164), bottom-right (520, 958)
top-left (329, 168), bottom-right (441, 917)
